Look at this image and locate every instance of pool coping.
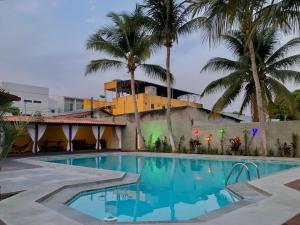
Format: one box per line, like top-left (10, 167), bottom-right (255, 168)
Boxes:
top-left (1, 152), bottom-right (300, 225)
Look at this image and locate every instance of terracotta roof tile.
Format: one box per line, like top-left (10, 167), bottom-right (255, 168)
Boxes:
top-left (4, 116), bottom-right (126, 126)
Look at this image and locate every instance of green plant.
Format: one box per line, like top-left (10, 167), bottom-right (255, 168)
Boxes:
top-left (196, 146), bottom-right (207, 154)
top-left (243, 130), bottom-right (250, 155)
top-left (146, 134), bottom-right (154, 151)
top-left (154, 138), bottom-right (161, 152)
top-left (291, 133), bottom-right (299, 157)
top-left (189, 138), bottom-right (202, 152)
top-left (162, 136), bottom-right (171, 152)
top-left (277, 138), bottom-right (293, 157)
top-left (208, 147), bottom-right (219, 155)
top-left (268, 148), bottom-right (275, 157)
top-left (0, 92), bottom-right (26, 169)
top-left (253, 148), bottom-right (259, 156)
top-left (178, 135), bottom-right (185, 152)
top-left (229, 137), bottom-right (242, 155)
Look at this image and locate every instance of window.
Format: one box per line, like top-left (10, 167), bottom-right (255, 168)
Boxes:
top-left (76, 100), bottom-right (84, 110)
top-left (151, 104), bottom-right (155, 109)
top-left (24, 100), bottom-right (32, 103)
top-left (33, 100), bottom-right (42, 104)
top-left (64, 99), bottom-right (74, 112)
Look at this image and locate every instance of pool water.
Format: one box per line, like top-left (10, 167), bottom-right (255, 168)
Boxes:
top-left (49, 155), bottom-right (299, 222)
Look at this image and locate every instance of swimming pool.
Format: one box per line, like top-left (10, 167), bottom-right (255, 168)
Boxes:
top-left (49, 154), bottom-right (299, 222)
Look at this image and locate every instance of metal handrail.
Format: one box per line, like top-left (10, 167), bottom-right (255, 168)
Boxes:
top-left (243, 161), bottom-right (260, 179)
top-left (225, 163), bottom-right (249, 185)
top-left (235, 164), bottom-right (251, 183)
top-left (225, 161), bottom-right (260, 185)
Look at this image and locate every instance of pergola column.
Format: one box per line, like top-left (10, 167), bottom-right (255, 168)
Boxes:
top-left (69, 125), bottom-right (72, 152)
top-left (34, 124), bottom-right (38, 155)
top-left (97, 125), bottom-right (100, 151)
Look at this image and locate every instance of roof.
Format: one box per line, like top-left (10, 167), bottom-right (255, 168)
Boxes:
top-left (115, 105), bottom-right (242, 122)
top-left (53, 107), bottom-right (113, 118)
top-left (4, 116), bottom-right (126, 126)
top-left (110, 80), bottom-right (199, 99)
top-left (0, 90), bottom-right (21, 102)
top-left (222, 112), bottom-right (252, 122)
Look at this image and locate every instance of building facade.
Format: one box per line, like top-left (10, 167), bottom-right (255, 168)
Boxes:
top-left (83, 80), bottom-right (203, 115)
top-left (49, 96), bottom-right (85, 114)
top-left (0, 82), bottom-right (49, 115)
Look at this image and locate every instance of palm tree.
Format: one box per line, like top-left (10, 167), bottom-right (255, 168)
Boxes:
top-left (85, 6), bottom-right (169, 150)
top-left (0, 90), bottom-right (25, 169)
top-left (201, 29), bottom-right (300, 122)
top-left (186, 0), bottom-right (300, 155)
top-left (143, 0), bottom-right (201, 152)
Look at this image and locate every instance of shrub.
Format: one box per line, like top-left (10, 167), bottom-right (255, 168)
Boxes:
top-left (253, 148), bottom-right (259, 156)
top-left (229, 137), bottom-right (242, 155)
top-left (292, 133), bottom-right (299, 157)
top-left (162, 136), bottom-right (171, 152)
top-left (268, 148), bottom-right (275, 157)
top-left (154, 138), bottom-right (161, 152)
top-left (189, 138), bottom-right (202, 152)
top-left (277, 138), bottom-right (293, 157)
top-left (196, 146), bottom-right (206, 154)
top-left (178, 135), bottom-right (185, 152)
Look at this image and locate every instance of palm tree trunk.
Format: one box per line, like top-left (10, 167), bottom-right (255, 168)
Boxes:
top-left (130, 70), bottom-right (145, 150)
top-left (166, 46), bottom-right (176, 152)
top-left (251, 95), bottom-right (259, 122)
top-left (249, 40), bottom-right (267, 156)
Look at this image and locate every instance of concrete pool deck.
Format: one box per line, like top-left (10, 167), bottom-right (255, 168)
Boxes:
top-left (0, 152), bottom-right (300, 225)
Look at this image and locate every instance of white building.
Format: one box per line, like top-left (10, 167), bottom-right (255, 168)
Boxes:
top-left (0, 81), bottom-right (93, 116)
top-left (0, 82), bottom-right (50, 115)
top-left (49, 96), bottom-right (84, 114)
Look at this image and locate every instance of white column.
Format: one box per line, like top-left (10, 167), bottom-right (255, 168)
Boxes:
top-left (27, 125), bottom-right (36, 153)
top-left (37, 125), bottom-right (47, 152)
top-left (99, 127), bottom-right (105, 149)
top-left (62, 125), bottom-right (70, 151)
top-left (92, 126), bottom-right (99, 150)
top-left (115, 127), bottom-right (122, 149)
top-left (70, 126), bottom-right (78, 151)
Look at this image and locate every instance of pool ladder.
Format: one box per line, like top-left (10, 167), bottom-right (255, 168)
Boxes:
top-left (225, 162), bottom-right (260, 186)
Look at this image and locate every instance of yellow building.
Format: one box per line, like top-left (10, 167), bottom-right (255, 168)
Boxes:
top-left (83, 80), bottom-right (202, 116)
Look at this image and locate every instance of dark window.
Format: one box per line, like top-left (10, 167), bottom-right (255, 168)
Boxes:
top-left (24, 100), bottom-right (32, 103)
top-left (33, 101), bottom-right (42, 104)
top-left (151, 104), bottom-right (155, 109)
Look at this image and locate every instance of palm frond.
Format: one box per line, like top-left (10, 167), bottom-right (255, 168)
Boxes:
top-left (201, 57), bottom-right (244, 72)
top-left (138, 63), bottom-right (174, 83)
top-left (86, 32), bottom-right (126, 58)
top-left (265, 77), bottom-right (296, 113)
top-left (211, 82), bottom-right (243, 113)
top-left (200, 71), bottom-right (244, 97)
top-left (267, 37), bottom-right (300, 64)
top-left (85, 59), bottom-right (124, 75)
top-left (268, 69), bottom-right (300, 83)
top-left (268, 54), bottom-right (300, 70)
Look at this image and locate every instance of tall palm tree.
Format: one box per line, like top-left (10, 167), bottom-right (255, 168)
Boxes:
top-left (143, 0), bottom-right (201, 152)
top-left (85, 6), bottom-right (169, 150)
top-left (186, 0), bottom-right (300, 155)
top-left (201, 29), bottom-right (300, 122)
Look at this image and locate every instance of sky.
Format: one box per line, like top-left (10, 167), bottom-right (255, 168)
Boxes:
top-left (0, 0), bottom-right (299, 115)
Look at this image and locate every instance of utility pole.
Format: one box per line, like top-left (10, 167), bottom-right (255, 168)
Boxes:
top-left (91, 97), bottom-right (94, 118)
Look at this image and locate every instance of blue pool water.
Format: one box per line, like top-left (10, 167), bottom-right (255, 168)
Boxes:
top-left (49, 155), bottom-right (299, 222)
